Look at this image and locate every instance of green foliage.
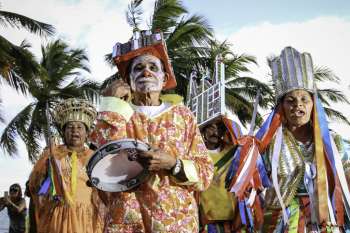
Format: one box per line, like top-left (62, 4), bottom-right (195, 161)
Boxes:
top-left (0, 4), bottom-right (55, 93)
top-left (0, 40), bottom-right (100, 161)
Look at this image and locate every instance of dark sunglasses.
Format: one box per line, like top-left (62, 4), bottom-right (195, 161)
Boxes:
top-left (10, 188), bottom-right (19, 192)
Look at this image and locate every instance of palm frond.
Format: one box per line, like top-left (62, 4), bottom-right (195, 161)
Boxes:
top-left (225, 88), bottom-right (263, 126)
top-left (166, 14), bottom-right (213, 49)
top-left (61, 78), bottom-right (100, 103)
top-left (151, 0), bottom-right (187, 33)
top-left (126, 0), bottom-right (144, 31)
top-left (0, 10), bottom-right (55, 36)
top-left (314, 66), bottom-right (340, 83)
top-left (0, 103), bottom-right (34, 156)
top-left (39, 40), bottom-right (90, 90)
top-left (224, 53), bottom-right (257, 76)
top-left (0, 37), bottom-right (39, 95)
top-left (25, 103), bottom-right (48, 162)
top-left (323, 107), bottom-right (350, 126)
top-left (100, 72), bottom-right (122, 91)
top-left (104, 52), bottom-right (114, 68)
top-left (317, 88), bottom-right (349, 105)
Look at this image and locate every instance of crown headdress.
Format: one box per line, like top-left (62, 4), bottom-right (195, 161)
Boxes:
top-left (53, 98), bottom-right (97, 130)
top-left (112, 30), bottom-right (176, 90)
top-left (186, 55), bottom-right (227, 127)
top-left (270, 46), bottom-right (315, 101)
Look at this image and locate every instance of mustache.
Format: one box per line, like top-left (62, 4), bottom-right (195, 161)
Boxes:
top-left (136, 77), bottom-right (156, 82)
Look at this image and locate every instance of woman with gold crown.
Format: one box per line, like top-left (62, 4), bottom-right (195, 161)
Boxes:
top-left (225, 47), bottom-right (350, 232)
top-left (28, 98), bottom-right (104, 233)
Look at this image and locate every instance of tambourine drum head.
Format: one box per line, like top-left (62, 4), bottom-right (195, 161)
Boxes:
top-left (92, 150), bottom-right (143, 184)
top-left (87, 139), bottom-right (150, 192)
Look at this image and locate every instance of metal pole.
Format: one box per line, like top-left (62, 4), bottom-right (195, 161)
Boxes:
top-left (248, 89), bottom-right (261, 136)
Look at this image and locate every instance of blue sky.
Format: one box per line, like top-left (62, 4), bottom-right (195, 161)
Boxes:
top-left (185, 0), bottom-right (350, 34)
top-left (1, 0), bottom-right (350, 194)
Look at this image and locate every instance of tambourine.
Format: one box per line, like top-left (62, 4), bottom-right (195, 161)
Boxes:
top-left (86, 139), bottom-right (150, 192)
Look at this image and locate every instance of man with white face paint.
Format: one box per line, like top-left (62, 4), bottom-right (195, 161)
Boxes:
top-left (130, 54), bottom-right (165, 93)
top-left (90, 30), bottom-right (213, 233)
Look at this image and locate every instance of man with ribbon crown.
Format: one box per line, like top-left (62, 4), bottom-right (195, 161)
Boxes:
top-left (185, 54), bottom-right (245, 232)
top-left (89, 30), bottom-right (213, 233)
top-left (198, 117), bottom-right (244, 233)
top-left (225, 46), bottom-right (350, 232)
top-left (28, 98), bottom-right (104, 233)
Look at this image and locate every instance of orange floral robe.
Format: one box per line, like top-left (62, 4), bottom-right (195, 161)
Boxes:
top-left (90, 97), bottom-right (214, 233)
top-left (28, 145), bottom-right (104, 233)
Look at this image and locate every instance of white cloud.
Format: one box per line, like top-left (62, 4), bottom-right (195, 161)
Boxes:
top-left (224, 16), bottom-right (350, 137)
top-left (2, 0), bottom-right (133, 81)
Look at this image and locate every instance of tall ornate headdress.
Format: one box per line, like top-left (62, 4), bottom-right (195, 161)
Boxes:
top-left (270, 46), bottom-right (315, 101)
top-left (112, 30), bottom-right (176, 90)
top-left (186, 55), bottom-right (227, 127)
top-left (53, 98), bottom-right (97, 131)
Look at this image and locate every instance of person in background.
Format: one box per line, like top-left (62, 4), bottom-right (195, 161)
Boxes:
top-left (199, 118), bottom-right (242, 233)
top-left (0, 183), bottom-right (27, 233)
top-left (28, 98), bottom-right (104, 233)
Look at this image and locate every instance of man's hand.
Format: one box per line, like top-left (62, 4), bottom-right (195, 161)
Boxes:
top-left (138, 149), bottom-right (177, 171)
top-left (101, 79), bottom-right (131, 101)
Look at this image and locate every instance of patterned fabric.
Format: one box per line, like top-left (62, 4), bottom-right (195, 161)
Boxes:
top-left (28, 145), bottom-right (104, 233)
top-left (262, 128), bottom-right (350, 232)
top-left (90, 97), bottom-right (213, 233)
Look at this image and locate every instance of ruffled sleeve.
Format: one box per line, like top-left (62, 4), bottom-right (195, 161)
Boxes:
top-left (171, 107), bottom-right (214, 191)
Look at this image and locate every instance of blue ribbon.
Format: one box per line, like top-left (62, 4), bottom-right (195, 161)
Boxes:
top-left (38, 177), bottom-right (51, 195)
top-left (225, 147), bottom-right (241, 188)
top-left (257, 155), bottom-right (271, 187)
top-left (255, 108), bottom-right (276, 140)
top-left (207, 224), bottom-right (217, 233)
top-left (246, 200), bottom-right (254, 227)
top-left (239, 200), bottom-right (247, 225)
top-left (231, 120), bottom-right (242, 138)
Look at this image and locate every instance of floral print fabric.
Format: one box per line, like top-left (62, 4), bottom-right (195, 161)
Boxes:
top-left (90, 101), bottom-right (213, 233)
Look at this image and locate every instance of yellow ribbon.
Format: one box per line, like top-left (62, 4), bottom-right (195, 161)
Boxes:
top-left (313, 98), bottom-right (329, 225)
top-left (64, 151), bottom-right (77, 205)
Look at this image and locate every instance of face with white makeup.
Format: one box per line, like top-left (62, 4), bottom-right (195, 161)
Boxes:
top-left (282, 89), bottom-right (314, 128)
top-left (129, 54), bottom-right (168, 94)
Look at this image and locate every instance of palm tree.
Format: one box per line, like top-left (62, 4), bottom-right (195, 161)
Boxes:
top-left (206, 40), bottom-right (273, 126)
top-left (0, 2), bottom-right (55, 94)
top-left (0, 39), bottom-right (99, 162)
